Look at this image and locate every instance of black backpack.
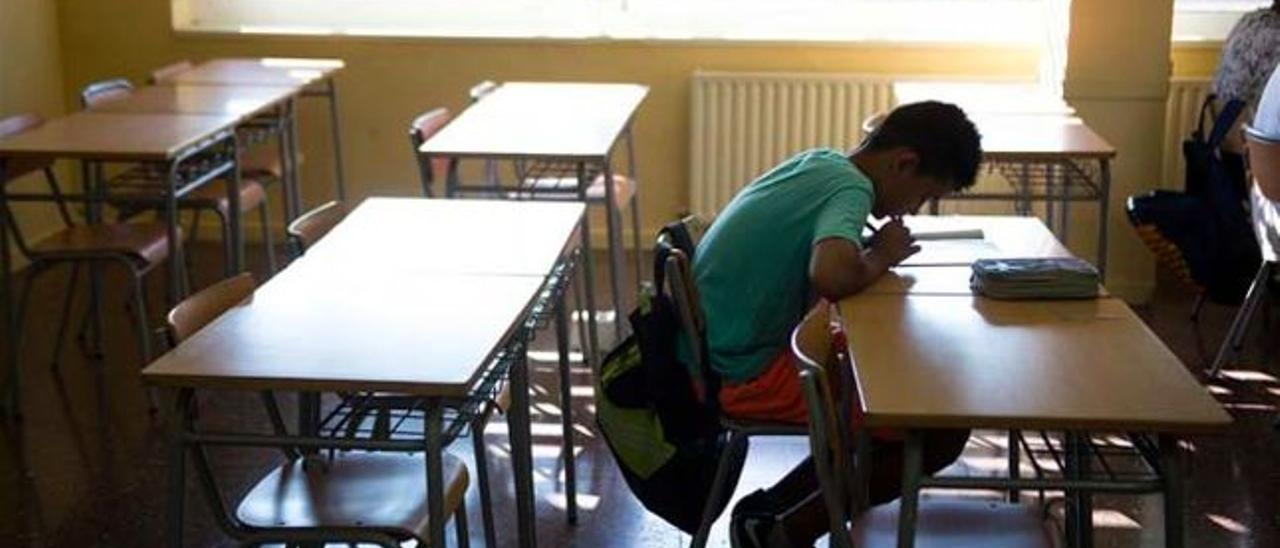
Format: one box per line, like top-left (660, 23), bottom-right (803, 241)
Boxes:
top-left (1127, 95), bottom-right (1260, 304)
top-left (595, 220), bottom-right (738, 534)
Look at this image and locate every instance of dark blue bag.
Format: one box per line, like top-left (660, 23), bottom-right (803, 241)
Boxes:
top-left (1127, 95), bottom-right (1259, 304)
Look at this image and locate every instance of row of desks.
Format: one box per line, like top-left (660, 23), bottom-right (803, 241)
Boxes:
top-left (838, 216), bottom-right (1230, 547)
top-left (143, 198), bottom-right (587, 548)
top-left (0, 57), bottom-right (348, 413)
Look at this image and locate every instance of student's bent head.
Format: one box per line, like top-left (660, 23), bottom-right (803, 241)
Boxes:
top-left (857, 101), bottom-right (982, 218)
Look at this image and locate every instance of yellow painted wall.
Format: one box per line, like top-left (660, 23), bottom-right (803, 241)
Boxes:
top-left (1, 0), bottom-right (67, 272)
top-left (1066, 0), bottom-right (1174, 300)
top-left (1172, 42), bottom-right (1222, 78)
top-left (53, 0), bottom-right (1039, 246)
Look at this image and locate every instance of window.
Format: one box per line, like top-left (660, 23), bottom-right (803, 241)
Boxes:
top-left (172, 0), bottom-right (1058, 44)
top-left (1173, 0), bottom-right (1271, 42)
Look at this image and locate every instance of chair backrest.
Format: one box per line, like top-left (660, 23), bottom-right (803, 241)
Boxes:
top-left (408, 107), bottom-right (454, 197)
top-left (469, 80), bottom-right (499, 103)
top-left (287, 200), bottom-right (348, 254)
top-left (791, 304), bottom-right (858, 548)
top-left (1245, 125), bottom-right (1280, 202)
top-left (167, 273), bottom-right (256, 344)
top-left (80, 78), bottom-right (134, 108)
top-left (149, 60), bottom-right (193, 84)
top-left (658, 215), bottom-right (713, 399)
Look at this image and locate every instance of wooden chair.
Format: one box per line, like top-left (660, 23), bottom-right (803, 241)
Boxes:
top-left (285, 200), bottom-right (349, 256)
top-left (1, 113), bottom-right (173, 396)
top-left (164, 273), bottom-right (472, 547)
top-left (657, 217), bottom-right (808, 548)
top-left (1208, 125), bottom-right (1280, 378)
top-left (408, 107), bottom-right (456, 197)
top-left (790, 306), bottom-right (1055, 548)
top-left (80, 78), bottom-right (278, 275)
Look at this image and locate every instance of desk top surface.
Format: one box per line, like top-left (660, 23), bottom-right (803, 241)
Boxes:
top-left (87, 85), bottom-right (296, 120)
top-left (157, 58), bottom-right (344, 87)
top-left (0, 111), bottom-right (239, 161)
top-left (836, 294), bottom-right (1230, 432)
top-left (301, 198), bottom-right (585, 277)
top-left (419, 82), bottom-right (649, 160)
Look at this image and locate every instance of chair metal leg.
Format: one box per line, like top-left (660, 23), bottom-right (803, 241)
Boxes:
top-left (454, 497), bottom-right (471, 548)
top-left (1190, 293), bottom-right (1207, 324)
top-left (259, 200), bottom-right (277, 274)
top-left (573, 252), bottom-right (594, 375)
top-left (126, 265), bottom-right (157, 412)
top-left (690, 431), bottom-right (749, 548)
top-left (471, 412), bottom-right (497, 548)
top-left (629, 193), bottom-right (643, 290)
top-left (1208, 262), bottom-right (1273, 378)
top-left (11, 263), bottom-right (49, 415)
top-left (52, 264), bottom-right (81, 370)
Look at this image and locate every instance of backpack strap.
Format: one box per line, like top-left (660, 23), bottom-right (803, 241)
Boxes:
top-left (1193, 94), bottom-right (1216, 141)
top-left (1208, 97), bottom-right (1246, 150)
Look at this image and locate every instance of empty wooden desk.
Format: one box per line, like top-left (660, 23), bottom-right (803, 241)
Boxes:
top-left (157, 57), bottom-right (348, 218)
top-left (143, 198), bottom-right (585, 548)
top-left (836, 294), bottom-right (1230, 547)
top-left (420, 81), bottom-right (650, 353)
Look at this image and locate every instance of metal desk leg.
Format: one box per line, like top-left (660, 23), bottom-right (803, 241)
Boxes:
top-left (555, 291), bottom-right (578, 524)
top-left (576, 162), bottom-right (601, 366)
top-left (166, 388), bottom-right (194, 547)
top-left (573, 250), bottom-right (596, 374)
top-left (624, 127), bottom-right (643, 289)
top-left (896, 430), bottom-right (923, 548)
top-left (601, 160), bottom-right (626, 340)
top-left (1008, 429), bottom-right (1021, 502)
top-left (1159, 435), bottom-right (1185, 548)
top-left (1058, 160), bottom-right (1071, 240)
top-left (325, 78), bottom-right (347, 201)
top-left (1097, 159), bottom-right (1111, 279)
top-left (509, 336), bottom-right (538, 548)
top-left (0, 162), bottom-right (16, 415)
top-left (425, 399), bottom-right (447, 548)
top-left (276, 103), bottom-right (298, 224)
top-left (1046, 163), bottom-right (1057, 235)
top-left (288, 98), bottom-right (304, 221)
top-left (164, 162), bottom-right (184, 307)
top-left (227, 140), bottom-right (244, 275)
top-left (1065, 432), bottom-right (1095, 548)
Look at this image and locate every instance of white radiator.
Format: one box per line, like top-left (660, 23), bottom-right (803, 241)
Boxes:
top-left (689, 71), bottom-right (896, 219)
top-left (1163, 77), bottom-right (1213, 190)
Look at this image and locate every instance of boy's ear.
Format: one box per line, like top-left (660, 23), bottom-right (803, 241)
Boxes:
top-left (891, 148), bottom-right (921, 176)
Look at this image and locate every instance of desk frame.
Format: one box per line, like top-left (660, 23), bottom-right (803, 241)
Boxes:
top-left (1, 128), bottom-right (242, 413)
top-left (158, 238), bottom-right (585, 548)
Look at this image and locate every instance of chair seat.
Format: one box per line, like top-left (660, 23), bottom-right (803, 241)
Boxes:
top-left (515, 173), bottom-right (635, 208)
top-left (237, 451), bottom-right (469, 542)
top-left (30, 221), bottom-right (175, 267)
top-left (852, 499), bottom-right (1054, 548)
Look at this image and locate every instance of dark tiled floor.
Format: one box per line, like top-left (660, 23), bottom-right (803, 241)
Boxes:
top-left (1, 244), bottom-right (1278, 547)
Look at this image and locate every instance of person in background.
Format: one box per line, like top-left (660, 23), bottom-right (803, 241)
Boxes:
top-left (1249, 65), bottom-right (1280, 269)
top-left (1213, 0), bottom-right (1280, 152)
top-left (681, 101), bottom-right (982, 548)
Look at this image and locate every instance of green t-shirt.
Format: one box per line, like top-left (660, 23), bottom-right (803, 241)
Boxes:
top-left (688, 148), bottom-right (874, 382)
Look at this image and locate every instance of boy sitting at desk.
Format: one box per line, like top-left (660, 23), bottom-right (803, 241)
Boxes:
top-left (686, 101), bottom-right (982, 548)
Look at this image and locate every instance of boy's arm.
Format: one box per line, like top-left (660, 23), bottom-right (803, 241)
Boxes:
top-left (809, 219), bottom-right (919, 301)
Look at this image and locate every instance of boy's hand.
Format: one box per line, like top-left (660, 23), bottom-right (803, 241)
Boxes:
top-left (868, 218), bottom-right (920, 266)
